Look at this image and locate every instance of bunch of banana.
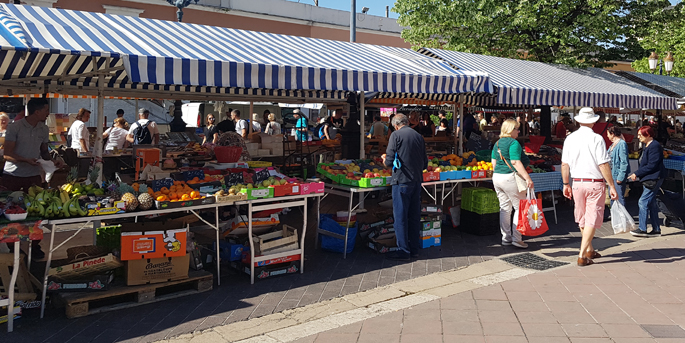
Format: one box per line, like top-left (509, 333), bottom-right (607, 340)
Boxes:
top-left (28, 185), bottom-right (44, 198)
top-left (25, 188), bottom-right (88, 218)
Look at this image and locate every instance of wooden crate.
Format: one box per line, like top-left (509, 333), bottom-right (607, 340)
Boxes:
top-left (0, 252), bottom-right (39, 302)
top-left (251, 225), bottom-right (298, 255)
top-left (54, 270), bottom-right (213, 319)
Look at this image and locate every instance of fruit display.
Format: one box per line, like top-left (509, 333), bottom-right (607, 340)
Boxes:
top-left (317, 161), bottom-right (391, 187)
top-left (663, 150), bottom-right (673, 159)
top-left (629, 151), bottom-right (639, 159)
top-left (25, 185), bottom-right (87, 219)
top-left (148, 181), bottom-right (206, 202)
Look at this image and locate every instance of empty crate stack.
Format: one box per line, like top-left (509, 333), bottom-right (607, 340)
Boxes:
top-left (460, 188), bottom-right (500, 236)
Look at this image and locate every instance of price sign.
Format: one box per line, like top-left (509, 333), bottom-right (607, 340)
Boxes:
top-left (254, 168), bottom-right (270, 183)
top-left (370, 178), bottom-right (383, 186)
top-left (250, 188), bottom-right (270, 198)
top-left (183, 169), bottom-right (205, 181)
top-left (224, 172), bottom-right (244, 186)
top-left (150, 178), bottom-right (174, 191)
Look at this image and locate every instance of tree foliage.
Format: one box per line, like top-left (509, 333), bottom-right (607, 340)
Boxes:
top-left (632, 4), bottom-right (685, 77)
top-left (393, 0), bottom-right (674, 68)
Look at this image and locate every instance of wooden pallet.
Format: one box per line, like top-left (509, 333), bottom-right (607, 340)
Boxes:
top-left (54, 270), bottom-right (213, 318)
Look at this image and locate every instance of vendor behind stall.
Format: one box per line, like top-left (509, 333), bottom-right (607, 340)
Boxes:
top-left (68, 108), bottom-right (91, 153)
top-left (555, 115), bottom-right (570, 139)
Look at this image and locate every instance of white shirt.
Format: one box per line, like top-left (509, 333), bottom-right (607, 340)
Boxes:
top-left (562, 126), bottom-right (610, 179)
top-left (69, 120), bottom-right (89, 152)
top-left (265, 121), bottom-right (281, 135)
top-left (104, 126), bottom-right (128, 150)
top-left (235, 119), bottom-right (247, 134)
top-left (128, 119), bottom-right (159, 140)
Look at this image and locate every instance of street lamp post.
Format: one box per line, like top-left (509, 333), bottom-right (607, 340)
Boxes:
top-left (648, 51), bottom-right (675, 75)
top-left (165, 0), bottom-right (199, 22)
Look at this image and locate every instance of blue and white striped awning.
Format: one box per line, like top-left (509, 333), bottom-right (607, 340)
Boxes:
top-left (0, 4), bottom-right (491, 95)
top-left (421, 48), bottom-right (678, 110)
top-left (615, 71), bottom-right (685, 99)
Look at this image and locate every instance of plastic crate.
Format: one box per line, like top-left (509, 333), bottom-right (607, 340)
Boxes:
top-left (358, 177), bottom-right (385, 188)
top-left (461, 187), bottom-right (500, 214)
top-left (96, 225), bottom-right (122, 251)
top-left (440, 170), bottom-right (471, 181)
top-left (240, 187), bottom-right (275, 200)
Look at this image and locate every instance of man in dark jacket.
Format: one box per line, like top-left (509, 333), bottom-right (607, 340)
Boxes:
top-left (383, 114), bottom-right (428, 260)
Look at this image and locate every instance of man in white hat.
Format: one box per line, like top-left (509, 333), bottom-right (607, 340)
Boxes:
top-left (561, 107), bottom-right (617, 267)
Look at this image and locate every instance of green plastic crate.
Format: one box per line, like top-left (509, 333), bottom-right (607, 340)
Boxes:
top-left (96, 224), bottom-right (122, 251)
top-left (462, 187), bottom-right (500, 214)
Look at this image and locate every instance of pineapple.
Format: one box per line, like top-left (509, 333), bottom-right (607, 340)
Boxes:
top-left (138, 193), bottom-right (154, 210)
top-left (88, 166), bottom-right (101, 186)
top-left (67, 167), bottom-right (78, 184)
top-left (121, 193), bottom-right (138, 211)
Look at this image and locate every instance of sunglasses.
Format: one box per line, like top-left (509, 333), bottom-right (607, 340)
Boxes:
top-left (208, 118), bottom-right (215, 121)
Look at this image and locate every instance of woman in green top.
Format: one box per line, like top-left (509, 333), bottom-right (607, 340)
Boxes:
top-left (491, 119), bottom-right (534, 248)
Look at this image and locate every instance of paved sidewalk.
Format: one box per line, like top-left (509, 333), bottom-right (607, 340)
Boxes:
top-left (293, 231), bottom-right (685, 343)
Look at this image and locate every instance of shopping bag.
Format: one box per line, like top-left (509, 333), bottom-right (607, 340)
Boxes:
top-left (516, 189), bottom-right (549, 237)
top-left (610, 202), bottom-right (636, 234)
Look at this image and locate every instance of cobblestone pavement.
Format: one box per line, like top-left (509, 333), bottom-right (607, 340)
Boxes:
top-left (0, 189), bottom-right (675, 343)
top-left (298, 226), bottom-right (685, 343)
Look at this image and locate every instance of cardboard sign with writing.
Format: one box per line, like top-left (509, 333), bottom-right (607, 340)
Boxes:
top-left (120, 228), bottom-right (188, 261)
top-left (254, 168), bottom-right (270, 183)
top-left (224, 172), bottom-right (244, 186)
top-left (49, 254), bottom-right (122, 279)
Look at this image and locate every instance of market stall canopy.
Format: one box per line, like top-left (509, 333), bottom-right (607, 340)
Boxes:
top-left (420, 48), bottom-right (679, 110)
top-left (614, 71), bottom-right (685, 100)
top-left (0, 4), bottom-right (492, 97)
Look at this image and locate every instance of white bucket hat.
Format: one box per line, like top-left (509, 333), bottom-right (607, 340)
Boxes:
top-left (575, 107), bottom-right (599, 124)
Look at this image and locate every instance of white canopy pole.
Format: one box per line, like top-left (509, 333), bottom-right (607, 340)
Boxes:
top-left (360, 91), bottom-right (365, 159)
top-left (249, 101), bottom-right (254, 133)
top-left (453, 102), bottom-right (458, 154)
top-left (458, 96), bottom-right (464, 155)
top-left (94, 58), bottom-right (106, 183)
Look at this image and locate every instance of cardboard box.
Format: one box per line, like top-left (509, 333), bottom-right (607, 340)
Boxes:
top-left (367, 233), bottom-right (400, 254)
top-left (246, 142), bottom-right (260, 151)
top-left (49, 254), bottom-right (122, 279)
top-left (47, 271), bottom-right (114, 292)
top-left (120, 227), bottom-right (188, 261)
top-left (125, 254), bottom-right (190, 286)
top-left (421, 204), bottom-right (443, 214)
top-left (421, 236), bottom-right (435, 249)
top-left (420, 228), bottom-right (433, 237)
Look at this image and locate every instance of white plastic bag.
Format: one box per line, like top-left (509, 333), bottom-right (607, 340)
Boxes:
top-left (610, 202), bottom-right (636, 234)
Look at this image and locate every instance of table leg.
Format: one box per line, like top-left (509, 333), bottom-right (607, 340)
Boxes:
top-left (343, 192), bottom-right (354, 259)
top-left (215, 206), bottom-right (221, 286)
top-left (92, 221), bottom-right (100, 245)
top-left (40, 224), bottom-right (56, 319)
top-left (27, 240), bottom-right (32, 271)
top-left (550, 190), bottom-right (558, 224)
top-left (248, 203), bottom-right (255, 284)
top-left (7, 241), bottom-right (19, 332)
top-left (301, 197), bottom-right (308, 274)
top-left (316, 196), bottom-right (321, 249)
top-left (358, 192), bottom-right (366, 212)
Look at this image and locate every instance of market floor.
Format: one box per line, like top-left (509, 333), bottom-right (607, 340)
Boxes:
top-left (1, 189), bottom-right (679, 343)
top-left (295, 231), bottom-right (685, 343)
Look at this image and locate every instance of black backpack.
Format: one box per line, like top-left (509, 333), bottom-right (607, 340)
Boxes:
top-left (133, 121), bottom-right (152, 144)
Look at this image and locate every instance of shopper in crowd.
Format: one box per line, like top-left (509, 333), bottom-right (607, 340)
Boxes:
top-left (0, 112), bottom-right (9, 137)
top-left (555, 116), bottom-right (570, 139)
top-left (490, 115), bottom-right (500, 126)
top-left (232, 110), bottom-right (248, 139)
top-left (628, 126), bottom-right (666, 237)
top-left (319, 115), bottom-right (340, 140)
top-left (251, 113), bottom-right (262, 133)
top-left (14, 109), bottom-right (25, 122)
top-left (656, 114), bottom-right (674, 145)
top-left (387, 114), bottom-right (396, 137)
top-left (68, 108), bottom-right (91, 153)
top-left (293, 109), bottom-right (308, 142)
top-left (607, 126), bottom-right (630, 207)
top-left (264, 112), bottom-right (281, 135)
top-left (609, 115), bottom-right (623, 127)
top-left (675, 119), bottom-right (682, 133)
top-left (383, 114), bottom-right (428, 260)
top-left (4, 99), bottom-right (65, 258)
top-left (461, 112), bottom-right (478, 139)
top-left (491, 119), bottom-right (534, 248)
top-left (408, 111), bottom-right (421, 132)
top-left (516, 115), bottom-right (529, 136)
top-left (562, 108), bottom-right (617, 266)
top-left (262, 109), bottom-right (271, 129)
top-left (369, 116), bottom-right (388, 138)
top-left (127, 108), bottom-right (160, 145)
top-left (103, 117), bottom-right (129, 151)
top-left (203, 113), bottom-right (219, 145)
top-left (115, 108), bottom-right (129, 129)
top-left (477, 113), bottom-right (487, 131)
top-left (216, 113), bottom-right (236, 134)
top-left (592, 111), bottom-right (613, 148)
top-left (330, 109), bottom-right (344, 129)
top-left (438, 110), bottom-right (450, 129)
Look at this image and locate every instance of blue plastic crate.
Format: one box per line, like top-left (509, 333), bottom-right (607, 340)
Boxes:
top-left (319, 214), bottom-right (357, 254)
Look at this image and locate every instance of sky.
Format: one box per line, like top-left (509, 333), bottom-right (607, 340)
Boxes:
top-left (286, 0), bottom-right (400, 19)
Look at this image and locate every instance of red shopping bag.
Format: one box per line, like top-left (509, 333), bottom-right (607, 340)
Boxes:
top-left (517, 189), bottom-right (549, 236)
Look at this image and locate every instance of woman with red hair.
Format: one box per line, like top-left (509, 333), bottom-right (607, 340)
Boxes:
top-left (628, 126), bottom-right (666, 237)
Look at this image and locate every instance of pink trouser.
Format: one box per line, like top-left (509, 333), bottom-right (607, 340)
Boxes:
top-left (571, 181), bottom-right (605, 229)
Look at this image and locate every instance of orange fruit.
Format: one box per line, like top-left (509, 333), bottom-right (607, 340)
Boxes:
top-left (160, 187), bottom-right (170, 194)
top-left (190, 191), bottom-right (199, 199)
top-left (192, 177), bottom-right (200, 182)
top-left (181, 194), bottom-right (191, 201)
top-left (156, 195), bottom-right (167, 202)
top-left (170, 192), bottom-right (178, 200)
top-left (147, 188), bottom-right (154, 195)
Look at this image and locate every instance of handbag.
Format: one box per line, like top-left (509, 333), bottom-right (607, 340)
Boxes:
top-left (517, 188), bottom-right (549, 236)
top-left (497, 141), bottom-right (528, 192)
